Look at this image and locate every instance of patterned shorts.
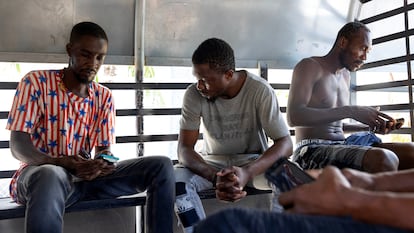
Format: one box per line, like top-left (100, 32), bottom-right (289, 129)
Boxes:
top-left (292, 139), bottom-right (370, 170)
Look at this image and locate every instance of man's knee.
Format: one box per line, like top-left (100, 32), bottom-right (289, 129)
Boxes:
top-left (28, 165), bottom-right (71, 186)
top-left (142, 155), bottom-right (173, 167)
top-left (21, 165), bottom-right (73, 204)
top-left (135, 156), bottom-right (174, 178)
top-left (396, 143), bottom-right (414, 169)
top-left (363, 149), bottom-right (399, 172)
top-left (154, 156), bottom-right (174, 174)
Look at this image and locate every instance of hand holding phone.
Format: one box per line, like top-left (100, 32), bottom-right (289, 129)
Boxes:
top-left (395, 118), bottom-right (405, 129)
top-left (95, 153), bottom-right (119, 165)
top-left (265, 157), bottom-right (314, 192)
top-left (386, 118), bottom-right (404, 131)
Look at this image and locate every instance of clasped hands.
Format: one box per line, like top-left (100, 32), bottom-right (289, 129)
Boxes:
top-left (214, 166), bottom-right (249, 202)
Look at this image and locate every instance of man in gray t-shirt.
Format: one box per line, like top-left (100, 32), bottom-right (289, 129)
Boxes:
top-left (174, 38), bottom-right (293, 233)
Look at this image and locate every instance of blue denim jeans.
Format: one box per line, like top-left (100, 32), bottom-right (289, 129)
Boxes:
top-left (16, 156), bottom-right (175, 233)
top-left (174, 154), bottom-right (281, 233)
top-left (193, 208), bottom-right (410, 233)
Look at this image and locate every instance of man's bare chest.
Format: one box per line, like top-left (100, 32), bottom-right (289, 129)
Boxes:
top-left (310, 77), bottom-right (349, 108)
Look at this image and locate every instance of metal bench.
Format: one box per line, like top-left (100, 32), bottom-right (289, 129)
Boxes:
top-left (0, 170), bottom-right (147, 220)
top-left (0, 169), bottom-right (271, 220)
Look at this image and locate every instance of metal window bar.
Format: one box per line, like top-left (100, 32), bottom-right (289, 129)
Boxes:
top-left (0, 69), bottom-right (293, 149)
top-left (354, 0), bottom-right (414, 138)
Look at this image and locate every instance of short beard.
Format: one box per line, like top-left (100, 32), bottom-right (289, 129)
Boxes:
top-left (338, 53), bottom-right (351, 71)
top-left (74, 74), bottom-right (93, 84)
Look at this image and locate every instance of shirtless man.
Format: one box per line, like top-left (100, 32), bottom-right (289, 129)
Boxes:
top-left (287, 21), bottom-right (414, 172)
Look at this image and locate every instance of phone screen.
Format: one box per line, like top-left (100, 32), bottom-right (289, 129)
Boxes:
top-left (265, 157), bottom-right (314, 192)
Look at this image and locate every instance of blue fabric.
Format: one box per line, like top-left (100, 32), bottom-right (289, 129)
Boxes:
top-left (16, 156), bottom-right (174, 233)
top-left (194, 208), bottom-right (410, 233)
top-left (345, 131), bottom-right (382, 146)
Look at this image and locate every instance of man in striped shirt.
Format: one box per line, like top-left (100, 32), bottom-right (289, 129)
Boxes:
top-left (6, 21), bottom-right (174, 233)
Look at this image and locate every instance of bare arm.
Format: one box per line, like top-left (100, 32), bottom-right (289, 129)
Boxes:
top-left (177, 129), bottom-right (218, 182)
top-left (346, 189), bottom-right (414, 230)
top-left (343, 119), bottom-right (398, 134)
top-left (343, 168), bottom-right (414, 192)
top-left (343, 106), bottom-right (401, 134)
top-left (10, 131), bottom-right (62, 166)
top-left (287, 58), bottom-right (391, 129)
top-left (279, 166), bottom-right (414, 230)
top-left (342, 122), bottom-right (369, 133)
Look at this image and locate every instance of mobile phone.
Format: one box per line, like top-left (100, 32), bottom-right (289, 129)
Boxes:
top-left (265, 157), bottom-right (315, 192)
top-left (395, 118), bottom-right (405, 128)
top-left (386, 118), bottom-right (404, 129)
top-left (96, 154), bottom-right (119, 164)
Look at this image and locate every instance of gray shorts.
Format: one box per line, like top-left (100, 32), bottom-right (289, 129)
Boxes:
top-left (174, 153), bottom-right (271, 190)
top-left (292, 139), bottom-right (370, 170)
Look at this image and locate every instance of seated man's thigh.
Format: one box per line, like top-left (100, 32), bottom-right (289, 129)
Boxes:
top-left (296, 144), bottom-right (367, 170)
top-left (174, 165), bottom-right (212, 191)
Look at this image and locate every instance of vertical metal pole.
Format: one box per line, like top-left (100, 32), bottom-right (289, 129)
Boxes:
top-left (403, 0), bottom-right (414, 141)
top-left (135, 0), bottom-right (146, 156)
top-left (347, 0), bottom-right (362, 22)
top-left (349, 72), bottom-right (357, 106)
top-left (258, 62), bottom-right (268, 81)
top-left (134, 1), bottom-right (146, 232)
top-left (349, 1), bottom-right (362, 124)
top-left (350, 31), bottom-right (356, 124)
